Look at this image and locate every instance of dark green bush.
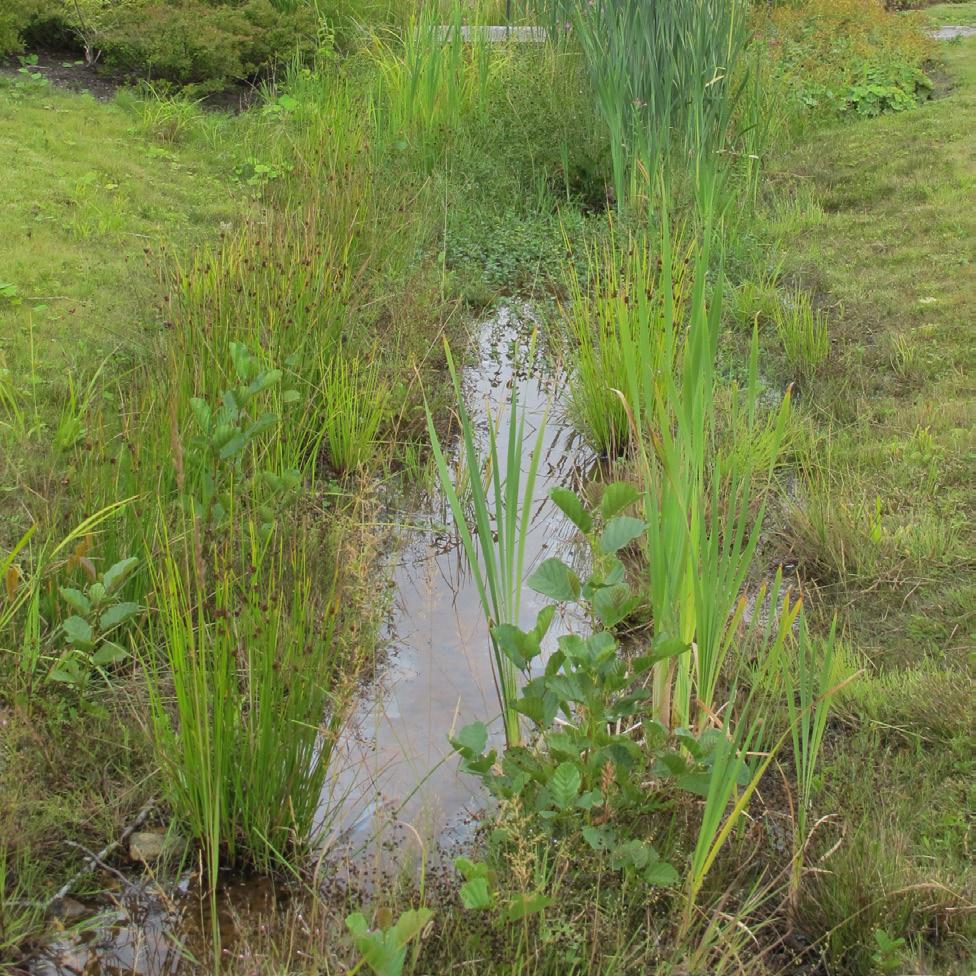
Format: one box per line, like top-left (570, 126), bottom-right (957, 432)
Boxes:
top-left (101, 0), bottom-right (317, 88)
top-left (2, 0), bottom-right (318, 90)
top-left (0, 0), bottom-right (48, 56)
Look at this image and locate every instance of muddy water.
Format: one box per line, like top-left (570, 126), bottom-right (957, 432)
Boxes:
top-left (30, 304), bottom-right (592, 974)
top-left (323, 303), bottom-right (591, 871)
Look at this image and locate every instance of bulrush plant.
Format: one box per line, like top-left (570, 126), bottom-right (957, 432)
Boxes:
top-left (782, 613), bottom-right (846, 916)
top-left (560, 227), bottom-right (694, 456)
top-left (369, 8), bottom-right (498, 168)
top-left (316, 350), bottom-right (391, 477)
top-left (426, 338), bottom-right (547, 748)
top-left (616, 210), bottom-right (792, 730)
top-left (146, 519), bottom-right (347, 885)
top-left (538, 0), bottom-right (750, 209)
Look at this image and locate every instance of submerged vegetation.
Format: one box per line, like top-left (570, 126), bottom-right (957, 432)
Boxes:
top-left (0, 0), bottom-right (973, 974)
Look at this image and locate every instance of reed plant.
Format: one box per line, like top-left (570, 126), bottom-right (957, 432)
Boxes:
top-left (615, 204), bottom-right (791, 729)
top-left (146, 519), bottom-right (346, 883)
top-left (538, 0), bottom-right (750, 209)
top-left (426, 339), bottom-right (547, 747)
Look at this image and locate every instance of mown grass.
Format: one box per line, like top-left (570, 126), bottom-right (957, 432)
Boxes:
top-left (748, 32), bottom-right (976, 973)
top-left (924, 1), bottom-right (976, 26)
top-left (0, 79), bottom-right (240, 545)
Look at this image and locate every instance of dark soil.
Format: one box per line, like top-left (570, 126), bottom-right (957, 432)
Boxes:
top-left (0, 50), bottom-right (121, 100)
top-left (0, 49), bottom-right (259, 111)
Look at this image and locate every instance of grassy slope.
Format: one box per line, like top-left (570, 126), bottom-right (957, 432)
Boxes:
top-left (0, 78), bottom-right (238, 542)
top-left (766, 36), bottom-right (975, 970)
top-left (925, 1), bottom-right (976, 26)
top-left (0, 79), bottom-right (242, 911)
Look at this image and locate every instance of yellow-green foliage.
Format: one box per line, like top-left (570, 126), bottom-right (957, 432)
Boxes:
top-left (756, 0), bottom-right (933, 118)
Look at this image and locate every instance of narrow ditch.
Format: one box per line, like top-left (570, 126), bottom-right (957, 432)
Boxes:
top-left (29, 302), bottom-right (593, 975)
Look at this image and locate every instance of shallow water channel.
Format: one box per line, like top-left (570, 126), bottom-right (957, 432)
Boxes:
top-left (31, 303), bottom-right (593, 975)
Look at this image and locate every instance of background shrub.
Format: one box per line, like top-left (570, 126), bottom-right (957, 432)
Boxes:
top-left (2, 0), bottom-right (318, 90)
top-left (756, 0), bottom-right (933, 121)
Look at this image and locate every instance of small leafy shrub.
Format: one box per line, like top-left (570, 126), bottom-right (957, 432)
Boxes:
top-left (5, 0), bottom-right (316, 90)
top-left (758, 0), bottom-right (932, 121)
top-left (449, 484), bottom-right (733, 890)
top-left (0, 0), bottom-right (48, 57)
top-left (233, 156), bottom-right (285, 193)
top-left (345, 908), bottom-right (433, 976)
top-left (845, 58), bottom-right (932, 116)
top-left (101, 0), bottom-right (316, 89)
top-left (49, 555), bottom-right (141, 694)
top-left (183, 341), bottom-right (300, 538)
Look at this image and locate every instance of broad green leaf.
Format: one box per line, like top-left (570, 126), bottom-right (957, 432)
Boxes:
top-left (576, 789), bottom-right (604, 810)
top-left (582, 825), bottom-right (615, 850)
top-left (533, 604), bottom-right (556, 641)
top-left (611, 839), bottom-right (655, 871)
top-left (551, 761), bottom-right (581, 810)
top-left (599, 482), bottom-right (640, 519)
top-left (48, 667), bottom-right (81, 685)
top-left (585, 630), bottom-right (618, 663)
top-left (557, 634), bottom-right (588, 661)
top-left (675, 772), bottom-right (713, 797)
top-left (99, 602), bottom-right (140, 632)
top-left (459, 877), bottom-right (492, 910)
top-left (599, 516), bottom-right (646, 555)
top-left (527, 558), bottom-right (580, 602)
top-left (592, 583), bottom-right (637, 628)
top-left (246, 369), bottom-right (282, 397)
top-left (345, 922), bottom-right (403, 976)
top-left (493, 623), bottom-right (540, 670)
top-left (550, 487), bottom-right (592, 534)
top-left (59, 587), bottom-right (90, 615)
top-left (452, 721), bottom-right (487, 757)
top-left (189, 397), bottom-right (211, 432)
top-left (505, 892), bottom-right (551, 921)
top-left (643, 860), bottom-right (679, 886)
top-left (454, 856), bottom-right (489, 880)
top-left (390, 908), bottom-right (433, 947)
top-left (245, 412), bottom-right (278, 440)
top-left (102, 557), bottom-right (139, 595)
top-left (62, 615), bottom-right (93, 650)
top-left (92, 642), bottom-right (128, 667)
top-left (218, 432), bottom-right (247, 460)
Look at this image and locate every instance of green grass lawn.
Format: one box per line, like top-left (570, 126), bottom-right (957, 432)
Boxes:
top-left (924, 1), bottom-right (976, 26)
top-left (0, 77), bottom-right (246, 925)
top-left (0, 77), bottom-right (241, 542)
top-left (762, 36), bottom-right (976, 971)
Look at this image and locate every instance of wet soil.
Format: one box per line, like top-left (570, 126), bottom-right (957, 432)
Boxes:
top-left (0, 51), bottom-right (121, 101)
